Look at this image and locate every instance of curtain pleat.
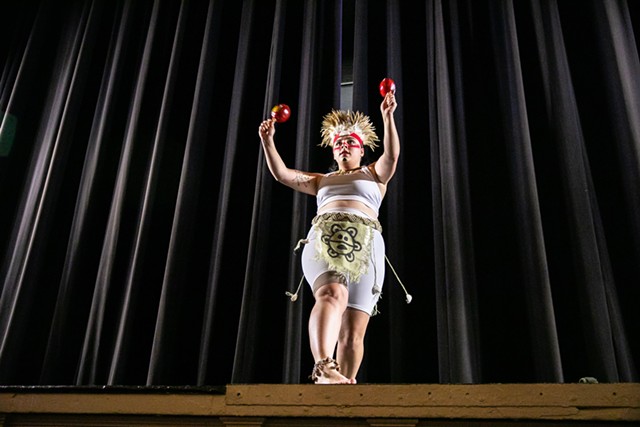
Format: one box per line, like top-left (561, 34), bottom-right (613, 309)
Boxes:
top-left (381, 0), bottom-right (408, 383)
top-left (224, 0), bottom-right (264, 384)
top-left (39, 0), bottom-right (114, 384)
top-left (427, 0), bottom-right (481, 384)
top-left (0, 0), bottom-right (95, 383)
top-left (76, 0), bottom-right (159, 385)
top-left (351, 0), bottom-right (369, 112)
top-left (257, 0), bottom-right (306, 386)
top-left (488, 0), bottom-right (563, 382)
top-left (594, 0), bottom-right (640, 283)
top-left (594, 0), bottom-right (640, 380)
top-left (0, 0), bottom-right (637, 386)
top-left (145, 0), bottom-right (221, 385)
top-left (530, 0), bottom-right (634, 382)
top-left (106, 0), bottom-right (189, 385)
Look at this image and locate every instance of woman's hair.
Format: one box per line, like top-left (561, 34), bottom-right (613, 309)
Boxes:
top-left (321, 109), bottom-right (375, 173)
top-left (320, 110), bottom-right (379, 150)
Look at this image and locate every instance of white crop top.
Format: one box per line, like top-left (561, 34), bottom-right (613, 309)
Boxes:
top-left (316, 166), bottom-right (383, 216)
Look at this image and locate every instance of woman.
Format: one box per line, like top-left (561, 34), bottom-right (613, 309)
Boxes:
top-left (258, 92), bottom-right (399, 384)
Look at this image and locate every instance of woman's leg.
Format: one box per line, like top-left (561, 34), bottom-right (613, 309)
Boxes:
top-left (337, 308), bottom-right (370, 383)
top-left (335, 229), bottom-right (383, 383)
top-left (308, 282), bottom-right (351, 384)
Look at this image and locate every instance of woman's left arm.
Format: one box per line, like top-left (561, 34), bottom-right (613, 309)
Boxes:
top-left (374, 92), bottom-right (399, 184)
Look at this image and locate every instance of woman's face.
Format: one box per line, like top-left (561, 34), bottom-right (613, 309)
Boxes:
top-left (332, 136), bottom-right (364, 164)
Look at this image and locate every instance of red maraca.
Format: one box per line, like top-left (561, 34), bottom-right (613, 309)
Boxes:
top-left (270, 104), bottom-right (291, 123)
top-left (379, 78), bottom-right (396, 97)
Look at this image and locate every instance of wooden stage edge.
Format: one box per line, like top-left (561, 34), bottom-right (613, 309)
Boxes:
top-left (1, 383), bottom-right (639, 426)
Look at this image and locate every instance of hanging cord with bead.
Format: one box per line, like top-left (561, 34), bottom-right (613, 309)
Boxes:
top-left (285, 252), bottom-right (412, 305)
top-left (385, 255), bottom-right (412, 303)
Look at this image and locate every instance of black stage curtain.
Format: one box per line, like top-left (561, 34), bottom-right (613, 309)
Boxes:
top-left (0, 0), bottom-right (638, 385)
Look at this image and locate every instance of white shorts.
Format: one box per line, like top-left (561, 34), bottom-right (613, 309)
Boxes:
top-left (300, 209), bottom-right (385, 316)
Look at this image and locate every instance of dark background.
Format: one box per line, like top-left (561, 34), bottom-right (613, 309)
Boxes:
top-left (0, 0), bottom-right (638, 386)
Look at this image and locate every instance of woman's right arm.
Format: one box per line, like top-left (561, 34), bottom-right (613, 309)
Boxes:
top-left (258, 119), bottom-right (321, 195)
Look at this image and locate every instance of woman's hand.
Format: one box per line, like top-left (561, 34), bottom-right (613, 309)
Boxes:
top-left (380, 92), bottom-right (397, 119)
top-left (259, 119), bottom-right (275, 143)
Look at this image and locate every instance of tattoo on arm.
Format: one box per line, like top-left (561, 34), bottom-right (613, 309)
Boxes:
top-left (293, 170), bottom-right (312, 187)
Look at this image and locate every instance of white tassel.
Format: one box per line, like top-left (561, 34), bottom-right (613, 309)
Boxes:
top-left (385, 255), bottom-right (413, 304)
top-left (286, 275), bottom-right (305, 302)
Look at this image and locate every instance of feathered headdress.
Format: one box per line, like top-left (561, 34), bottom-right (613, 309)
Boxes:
top-left (320, 110), bottom-right (379, 150)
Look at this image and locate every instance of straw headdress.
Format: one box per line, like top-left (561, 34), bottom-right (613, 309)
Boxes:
top-left (320, 110), bottom-right (379, 150)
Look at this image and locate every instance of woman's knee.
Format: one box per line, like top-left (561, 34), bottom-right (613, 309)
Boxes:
top-left (314, 282), bottom-right (348, 305)
top-left (338, 330), bottom-right (365, 349)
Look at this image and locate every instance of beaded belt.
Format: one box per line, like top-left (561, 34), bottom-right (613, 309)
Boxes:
top-left (312, 211), bottom-right (382, 232)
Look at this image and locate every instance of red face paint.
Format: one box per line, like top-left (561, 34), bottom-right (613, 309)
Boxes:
top-left (332, 133), bottom-right (363, 150)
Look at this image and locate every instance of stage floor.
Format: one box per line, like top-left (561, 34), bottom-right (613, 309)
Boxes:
top-left (1, 383), bottom-right (639, 426)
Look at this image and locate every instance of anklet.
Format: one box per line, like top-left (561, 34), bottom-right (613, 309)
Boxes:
top-left (310, 357), bottom-right (340, 383)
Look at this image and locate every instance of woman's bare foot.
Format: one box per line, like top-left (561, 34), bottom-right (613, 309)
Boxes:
top-left (311, 358), bottom-right (352, 384)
